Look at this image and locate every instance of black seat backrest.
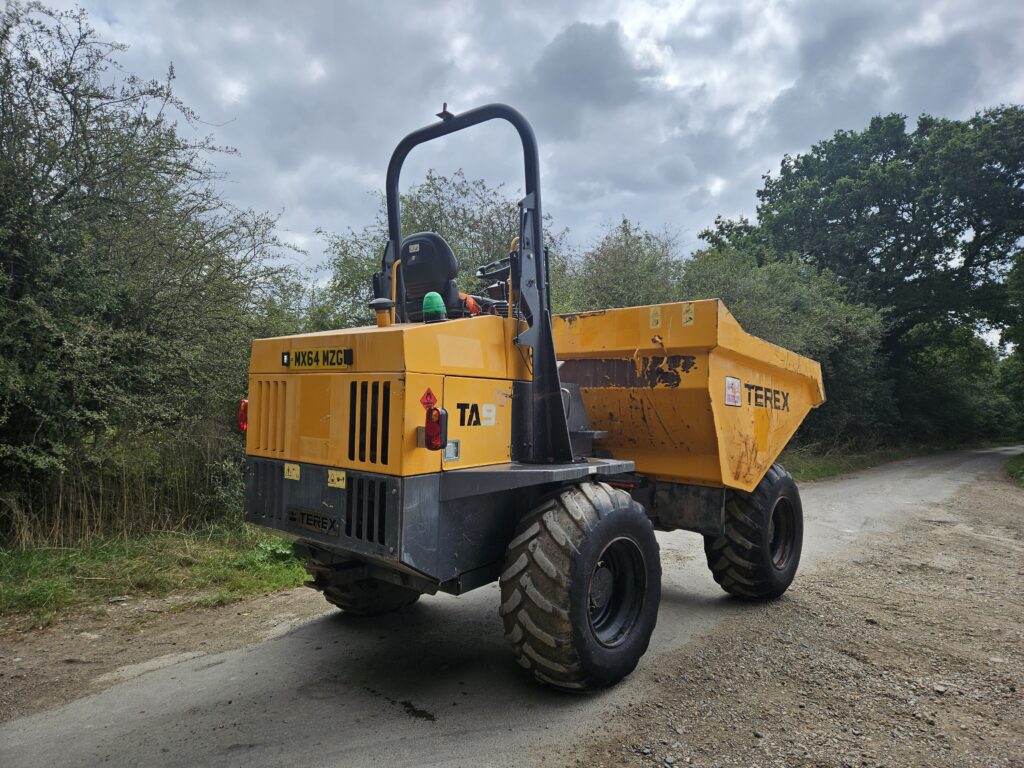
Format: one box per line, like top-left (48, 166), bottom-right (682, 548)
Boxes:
top-left (401, 232), bottom-right (461, 321)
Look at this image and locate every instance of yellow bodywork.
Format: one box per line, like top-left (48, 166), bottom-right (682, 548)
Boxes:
top-left (245, 300), bottom-right (824, 491)
top-left (246, 316), bottom-right (526, 476)
top-left (553, 300), bottom-right (825, 492)
top-left (441, 376), bottom-right (514, 468)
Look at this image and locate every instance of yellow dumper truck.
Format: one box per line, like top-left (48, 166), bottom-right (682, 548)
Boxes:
top-left (242, 104), bottom-right (825, 690)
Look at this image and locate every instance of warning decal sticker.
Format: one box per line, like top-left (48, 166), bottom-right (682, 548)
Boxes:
top-left (725, 376), bottom-right (742, 407)
top-left (420, 388), bottom-right (438, 410)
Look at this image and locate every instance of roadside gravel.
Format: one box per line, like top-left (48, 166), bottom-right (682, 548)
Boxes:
top-left (0, 587), bottom-right (328, 722)
top-left (564, 470), bottom-right (1023, 767)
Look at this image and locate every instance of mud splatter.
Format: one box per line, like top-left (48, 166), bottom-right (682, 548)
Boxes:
top-left (363, 687), bottom-right (438, 722)
top-left (561, 356), bottom-right (696, 389)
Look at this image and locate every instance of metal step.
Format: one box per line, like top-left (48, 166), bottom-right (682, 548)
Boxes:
top-left (570, 429), bottom-right (608, 440)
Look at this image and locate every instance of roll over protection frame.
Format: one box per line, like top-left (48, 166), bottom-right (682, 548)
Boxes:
top-left (373, 103), bottom-right (574, 465)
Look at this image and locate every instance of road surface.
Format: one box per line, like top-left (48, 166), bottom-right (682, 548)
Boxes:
top-left (1, 447), bottom-right (1018, 768)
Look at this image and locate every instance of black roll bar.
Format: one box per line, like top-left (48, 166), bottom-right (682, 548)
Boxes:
top-left (381, 104), bottom-right (548, 319)
top-left (374, 103), bottom-right (573, 464)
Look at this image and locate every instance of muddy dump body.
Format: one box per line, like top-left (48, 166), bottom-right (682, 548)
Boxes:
top-left (553, 300), bottom-right (825, 493)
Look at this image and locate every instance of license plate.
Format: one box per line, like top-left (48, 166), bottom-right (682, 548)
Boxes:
top-left (286, 347), bottom-right (352, 370)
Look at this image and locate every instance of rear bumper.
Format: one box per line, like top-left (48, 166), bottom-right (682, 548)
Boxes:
top-left (245, 457), bottom-right (402, 566)
top-left (244, 456), bottom-right (519, 592)
top-left (244, 455), bottom-right (633, 592)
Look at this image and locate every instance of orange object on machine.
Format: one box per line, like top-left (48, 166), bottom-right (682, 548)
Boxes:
top-left (459, 291), bottom-right (481, 315)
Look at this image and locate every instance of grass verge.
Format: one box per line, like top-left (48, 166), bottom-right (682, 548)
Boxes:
top-left (782, 440), bottom-right (1017, 483)
top-left (779, 445), bottom-right (922, 482)
top-left (0, 525), bottom-right (305, 623)
top-left (1008, 454), bottom-right (1024, 486)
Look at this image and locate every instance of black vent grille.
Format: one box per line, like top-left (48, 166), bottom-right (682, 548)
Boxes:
top-left (345, 475), bottom-right (388, 545)
top-left (347, 380), bottom-right (391, 466)
top-left (245, 459), bottom-right (397, 557)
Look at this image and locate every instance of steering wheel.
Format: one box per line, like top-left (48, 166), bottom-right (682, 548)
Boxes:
top-left (475, 255), bottom-right (511, 282)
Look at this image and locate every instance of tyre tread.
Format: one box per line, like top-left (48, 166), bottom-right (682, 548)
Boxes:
top-left (703, 463), bottom-right (799, 600)
top-left (498, 481), bottom-right (645, 689)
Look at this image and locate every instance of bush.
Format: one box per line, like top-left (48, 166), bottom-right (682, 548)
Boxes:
top-left (557, 218), bottom-right (682, 312)
top-left (0, 4), bottom-right (296, 546)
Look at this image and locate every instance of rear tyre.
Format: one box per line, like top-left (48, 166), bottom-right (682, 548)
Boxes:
top-left (319, 577), bottom-right (421, 615)
top-left (499, 482), bottom-right (661, 691)
top-left (703, 463), bottom-right (803, 600)
top-left (302, 558), bottom-right (420, 616)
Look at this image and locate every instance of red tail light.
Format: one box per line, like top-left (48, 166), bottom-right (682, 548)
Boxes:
top-left (237, 398), bottom-right (248, 433)
top-left (424, 407), bottom-right (447, 451)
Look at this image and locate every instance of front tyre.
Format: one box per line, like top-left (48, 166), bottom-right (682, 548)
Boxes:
top-left (499, 482), bottom-right (661, 691)
top-left (704, 463), bottom-right (803, 600)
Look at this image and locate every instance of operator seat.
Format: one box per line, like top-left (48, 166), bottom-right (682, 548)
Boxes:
top-left (400, 232), bottom-right (464, 321)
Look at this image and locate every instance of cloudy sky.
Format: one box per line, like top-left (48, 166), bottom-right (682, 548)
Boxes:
top-left (56, 0), bottom-right (1024, 269)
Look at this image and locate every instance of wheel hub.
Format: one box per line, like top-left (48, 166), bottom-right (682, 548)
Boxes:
top-left (590, 563), bottom-right (614, 610)
top-left (769, 497), bottom-right (795, 569)
top-left (587, 537), bottom-right (646, 648)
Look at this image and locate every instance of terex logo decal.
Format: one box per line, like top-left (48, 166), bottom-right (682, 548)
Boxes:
top-left (288, 508), bottom-right (340, 537)
top-left (744, 383), bottom-right (790, 412)
top-left (456, 402), bottom-right (496, 426)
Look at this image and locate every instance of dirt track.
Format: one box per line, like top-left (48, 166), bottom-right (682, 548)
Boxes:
top-left (565, 459), bottom-right (1024, 767)
top-left (1, 448), bottom-right (1021, 767)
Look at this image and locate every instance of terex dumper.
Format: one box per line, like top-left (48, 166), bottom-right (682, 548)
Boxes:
top-left (242, 104), bottom-right (825, 690)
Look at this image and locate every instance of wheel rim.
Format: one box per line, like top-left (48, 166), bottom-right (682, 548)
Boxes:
top-left (768, 497), bottom-right (796, 569)
top-left (587, 537), bottom-right (646, 648)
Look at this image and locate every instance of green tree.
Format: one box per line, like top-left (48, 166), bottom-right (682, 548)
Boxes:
top-left (896, 323), bottom-right (1011, 442)
top-left (320, 170), bottom-right (568, 328)
top-left (1006, 253), bottom-right (1024, 347)
top-left (996, 351), bottom-right (1024, 437)
top-left (756, 108), bottom-right (1024, 340)
top-left (561, 217), bottom-right (681, 312)
top-left (318, 219), bottom-right (387, 329)
top-left (398, 169), bottom-right (521, 275)
top-left (0, 3), bottom-right (293, 543)
top-left (720, 107), bottom-right (1024, 443)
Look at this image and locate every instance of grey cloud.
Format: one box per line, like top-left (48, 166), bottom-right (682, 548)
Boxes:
top-left (52, 0), bottom-right (1024, 266)
top-left (508, 21), bottom-right (656, 141)
top-left (888, 21), bottom-right (1019, 120)
top-left (756, 0), bottom-right (1024, 156)
top-left (761, 70), bottom-right (892, 153)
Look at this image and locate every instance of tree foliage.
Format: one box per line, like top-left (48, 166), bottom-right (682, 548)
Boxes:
top-left (896, 323), bottom-right (1010, 443)
top-left (714, 108), bottom-right (1024, 443)
top-left (556, 218), bottom-right (681, 312)
top-left (0, 3), bottom-right (295, 543)
top-left (755, 109), bottom-right (1024, 339)
top-left (319, 169), bottom-right (568, 328)
top-left (678, 244), bottom-right (893, 443)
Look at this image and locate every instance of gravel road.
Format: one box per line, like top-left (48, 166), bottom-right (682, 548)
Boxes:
top-left (1, 447), bottom-right (1020, 768)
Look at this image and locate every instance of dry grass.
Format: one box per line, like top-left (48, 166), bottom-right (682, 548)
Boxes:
top-left (0, 524), bottom-right (304, 625)
top-left (2, 438), bottom-right (242, 549)
top-left (1008, 453), bottom-right (1024, 486)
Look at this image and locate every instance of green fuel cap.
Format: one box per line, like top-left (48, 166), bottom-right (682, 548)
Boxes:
top-left (422, 291), bottom-right (447, 323)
